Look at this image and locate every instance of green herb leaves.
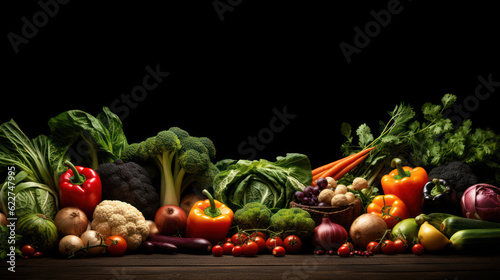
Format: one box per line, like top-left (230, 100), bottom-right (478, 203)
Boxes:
top-left (340, 93), bottom-right (500, 186)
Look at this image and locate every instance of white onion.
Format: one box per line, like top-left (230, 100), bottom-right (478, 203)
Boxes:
top-left (80, 230), bottom-right (105, 256)
top-left (146, 220), bottom-right (160, 236)
top-left (54, 207), bottom-right (89, 237)
top-left (58, 235), bottom-right (84, 257)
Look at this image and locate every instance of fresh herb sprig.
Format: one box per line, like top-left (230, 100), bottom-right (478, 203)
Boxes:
top-left (339, 94), bottom-right (500, 187)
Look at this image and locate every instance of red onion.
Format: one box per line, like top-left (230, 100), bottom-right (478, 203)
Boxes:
top-left (313, 216), bottom-right (348, 251)
top-left (461, 183), bottom-right (500, 223)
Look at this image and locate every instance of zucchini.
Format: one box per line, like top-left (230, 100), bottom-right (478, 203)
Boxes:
top-left (441, 217), bottom-right (500, 238)
top-left (415, 213), bottom-right (459, 230)
top-left (450, 228), bottom-right (500, 252)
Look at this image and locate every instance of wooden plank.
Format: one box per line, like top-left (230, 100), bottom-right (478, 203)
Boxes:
top-left (8, 253), bottom-right (500, 267)
top-left (3, 263), bottom-right (499, 280)
top-left (2, 254), bottom-right (500, 280)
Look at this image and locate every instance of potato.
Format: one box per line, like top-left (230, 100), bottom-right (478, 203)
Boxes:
top-left (334, 185), bottom-right (348, 195)
top-left (331, 194), bottom-right (348, 207)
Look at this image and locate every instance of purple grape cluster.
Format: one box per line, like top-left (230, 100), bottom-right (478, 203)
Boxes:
top-left (295, 178), bottom-right (329, 206)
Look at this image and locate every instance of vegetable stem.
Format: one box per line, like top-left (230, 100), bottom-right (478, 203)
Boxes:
top-left (64, 160), bottom-right (86, 186)
top-left (431, 178), bottom-right (446, 196)
top-left (391, 158), bottom-right (410, 180)
top-left (202, 189), bottom-right (221, 218)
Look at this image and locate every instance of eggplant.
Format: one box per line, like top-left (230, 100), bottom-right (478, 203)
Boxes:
top-left (140, 241), bottom-right (177, 254)
top-left (147, 234), bottom-right (212, 254)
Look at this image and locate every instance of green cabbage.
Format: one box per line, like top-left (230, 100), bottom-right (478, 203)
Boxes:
top-left (213, 153), bottom-right (312, 211)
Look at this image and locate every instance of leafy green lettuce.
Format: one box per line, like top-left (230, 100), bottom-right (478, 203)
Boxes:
top-left (48, 107), bottom-right (128, 170)
top-left (0, 120), bottom-right (67, 219)
top-left (213, 153), bottom-right (312, 211)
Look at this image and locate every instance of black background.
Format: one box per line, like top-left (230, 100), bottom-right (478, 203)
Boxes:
top-left (2, 0), bottom-right (499, 167)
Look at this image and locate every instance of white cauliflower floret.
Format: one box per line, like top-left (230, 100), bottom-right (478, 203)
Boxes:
top-left (91, 200), bottom-right (149, 250)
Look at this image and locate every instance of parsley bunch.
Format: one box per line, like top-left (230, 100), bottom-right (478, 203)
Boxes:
top-left (340, 94), bottom-right (500, 187)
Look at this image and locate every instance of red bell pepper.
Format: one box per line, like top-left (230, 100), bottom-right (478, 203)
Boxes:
top-left (59, 160), bottom-right (101, 218)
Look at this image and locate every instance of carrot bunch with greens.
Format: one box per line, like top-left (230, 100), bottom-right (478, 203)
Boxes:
top-left (312, 147), bottom-right (375, 185)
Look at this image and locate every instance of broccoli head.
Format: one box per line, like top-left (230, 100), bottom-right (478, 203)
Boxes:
top-left (121, 127), bottom-right (219, 206)
top-left (233, 202), bottom-right (273, 230)
top-left (270, 208), bottom-right (315, 239)
top-left (428, 161), bottom-right (479, 199)
top-left (96, 159), bottom-right (160, 220)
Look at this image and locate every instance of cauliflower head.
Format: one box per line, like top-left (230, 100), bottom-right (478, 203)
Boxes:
top-left (91, 200), bottom-right (150, 250)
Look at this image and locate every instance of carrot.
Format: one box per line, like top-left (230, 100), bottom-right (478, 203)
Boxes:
top-left (311, 147), bottom-right (375, 184)
top-left (312, 158), bottom-right (342, 176)
top-left (332, 153), bottom-right (370, 181)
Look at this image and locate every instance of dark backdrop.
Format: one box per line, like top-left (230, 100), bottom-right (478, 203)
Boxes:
top-left (2, 1), bottom-right (499, 167)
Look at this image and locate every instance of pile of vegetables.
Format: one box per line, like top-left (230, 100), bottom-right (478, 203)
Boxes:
top-left (1, 92), bottom-right (500, 260)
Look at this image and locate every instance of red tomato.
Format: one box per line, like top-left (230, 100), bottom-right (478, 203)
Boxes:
top-left (272, 246), bottom-right (286, 257)
top-left (21, 245), bottom-right (36, 257)
top-left (266, 236), bottom-right (284, 252)
top-left (232, 245), bottom-right (243, 257)
top-left (337, 245), bottom-right (351, 257)
top-left (394, 239), bottom-right (407, 254)
top-left (253, 236), bottom-right (266, 254)
top-left (250, 231), bottom-right (267, 240)
top-left (212, 245), bottom-right (223, 257)
top-left (242, 240), bottom-right (259, 256)
top-left (381, 240), bottom-right (396, 255)
top-left (222, 237), bottom-right (232, 244)
top-left (366, 241), bottom-right (380, 254)
top-left (105, 236), bottom-right (127, 257)
top-left (223, 242), bottom-right (234, 255)
top-left (283, 235), bottom-right (302, 254)
top-left (231, 233), bottom-right (248, 245)
top-left (412, 244), bottom-right (424, 255)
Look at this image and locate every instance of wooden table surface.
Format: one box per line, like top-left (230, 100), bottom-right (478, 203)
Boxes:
top-left (2, 253), bottom-right (499, 280)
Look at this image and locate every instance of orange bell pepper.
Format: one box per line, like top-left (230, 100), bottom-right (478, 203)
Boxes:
top-left (367, 194), bottom-right (411, 229)
top-left (381, 158), bottom-right (428, 217)
top-left (185, 189), bottom-right (234, 245)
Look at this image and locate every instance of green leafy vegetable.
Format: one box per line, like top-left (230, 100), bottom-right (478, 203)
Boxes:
top-left (48, 107), bottom-right (128, 170)
top-left (339, 93), bottom-right (500, 187)
top-left (213, 153), bottom-right (312, 211)
top-left (0, 120), bottom-right (69, 219)
top-left (0, 120), bottom-right (69, 191)
top-left (1, 172), bottom-right (58, 219)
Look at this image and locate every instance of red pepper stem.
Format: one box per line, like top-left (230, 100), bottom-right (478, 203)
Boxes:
top-left (202, 189), bottom-right (221, 218)
top-left (64, 160), bottom-right (86, 186)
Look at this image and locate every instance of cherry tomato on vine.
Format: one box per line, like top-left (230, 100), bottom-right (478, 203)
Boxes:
top-left (21, 245), bottom-right (36, 257)
top-left (231, 233), bottom-right (248, 245)
top-left (272, 246), bottom-right (286, 257)
top-left (253, 236), bottom-right (266, 254)
top-left (266, 236), bottom-right (284, 252)
top-left (337, 245), bottom-right (351, 257)
top-left (105, 235), bottom-right (127, 257)
top-left (394, 239), bottom-right (407, 253)
top-left (250, 231), bottom-right (267, 240)
top-left (412, 244), bottom-right (424, 255)
top-left (283, 235), bottom-right (302, 254)
top-left (232, 245), bottom-right (243, 257)
top-left (242, 240), bottom-right (259, 256)
top-left (381, 240), bottom-right (396, 255)
top-left (212, 245), bottom-right (224, 257)
top-left (366, 241), bottom-right (380, 254)
top-left (223, 242), bottom-right (234, 255)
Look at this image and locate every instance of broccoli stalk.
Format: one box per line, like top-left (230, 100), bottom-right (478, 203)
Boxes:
top-left (122, 127), bottom-right (218, 206)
